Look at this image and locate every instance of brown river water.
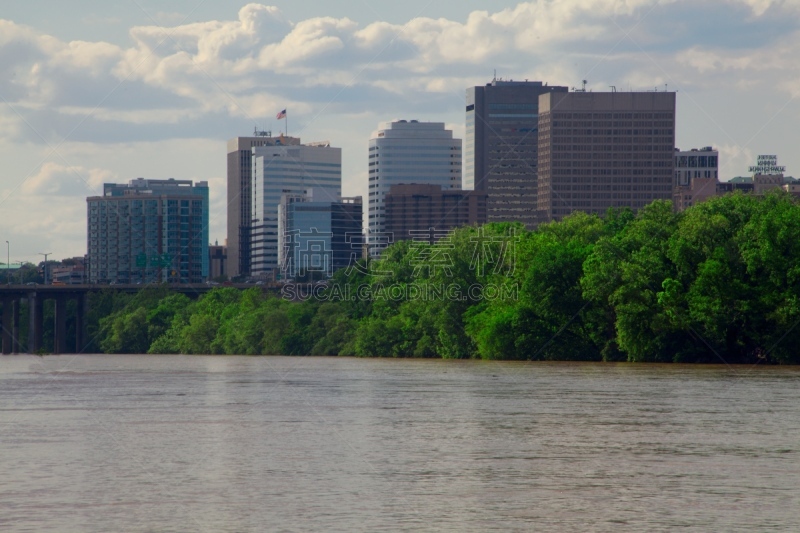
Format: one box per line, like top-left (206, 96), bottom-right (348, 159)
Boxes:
top-left (1, 355), bottom-right (799, 532)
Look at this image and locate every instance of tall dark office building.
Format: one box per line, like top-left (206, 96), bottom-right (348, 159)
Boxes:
top-left (537, 91), bottom-right (676, 222)
top-left (226, 131), bottom-right (300, 279)
top-left (465, 79), bottom-right (568, 228)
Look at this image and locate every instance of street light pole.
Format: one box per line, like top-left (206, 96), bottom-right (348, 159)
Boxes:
top-left (5, 241), bottom-right (8, 286)
top-left (38, 252), bottom-right (51, 285)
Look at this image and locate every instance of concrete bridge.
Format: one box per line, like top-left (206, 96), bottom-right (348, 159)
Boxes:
top-left (0, 283), bottom-right (283, 355)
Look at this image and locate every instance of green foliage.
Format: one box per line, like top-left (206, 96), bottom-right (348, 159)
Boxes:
top-left (467, 212), bottom-right (604, 360)
top-left (95, 287), bottom-right (189, 354)
top-left (101, 307), bottom-right (149, 354)
top-left (309, 303), bottom-right (357, 355)
top-left (582, 200), bottom-right (689, 362)
top-left (581, 193), bottom-right (800, 363)
top-left (90, 194), bottom-right (800, 363)
top-left (664, 192), bottom-right (800, 363)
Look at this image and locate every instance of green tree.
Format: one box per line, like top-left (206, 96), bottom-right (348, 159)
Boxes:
top-left (309, 303), bottom-right (357, 355)
top-left (663, 192), bottom-right (800, 363)
top-left (467, 213), bottom-right (604, 360)
top-left (581, 201), bottom-right (690, 361)
top-left (100, 307), bottom-right (149, 354)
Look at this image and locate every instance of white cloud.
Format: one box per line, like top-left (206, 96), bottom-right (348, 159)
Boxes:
top-left (21, 162), bottom-right (114, 196)
top-left (0, 161), bottom-right (111, 261)
top-left (737, 0), bottom-right (800, 16)
top-left (2, 0), bottom-right (799, 127)
top-left (716, 144), bottom-right (756, 178)
top-left (56, 105), bottom-right (202, 124)
top-left (258, 16), bottom-right (357, 68)
top-left (0, 107), bottom-right (22, 140)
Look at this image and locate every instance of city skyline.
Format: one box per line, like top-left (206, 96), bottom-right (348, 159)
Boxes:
top-left (2, 1), bottom-right (800, 261)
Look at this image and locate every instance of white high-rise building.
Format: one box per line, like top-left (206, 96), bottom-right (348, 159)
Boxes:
top-left (227, 132), bottom-right (301, 279)
top-left (368, 120), bottom-right (461, 254)
top-left (250, 141), bottom-right (341, 277)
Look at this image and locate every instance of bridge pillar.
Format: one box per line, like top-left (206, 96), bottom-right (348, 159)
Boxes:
top-left (75, 294), bottom-right (87, 353)
top-left (12, 298), bottom-right (21, 353)
top-left (1, 298), bottom-right (11, 355)
top-left (54, 296), bottom-right (67, 355)
top-left (28, 293), bottom-right (43, 354)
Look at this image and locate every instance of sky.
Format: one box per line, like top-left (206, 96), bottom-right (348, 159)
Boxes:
top-left (1, 0), bottom-right (800, 263)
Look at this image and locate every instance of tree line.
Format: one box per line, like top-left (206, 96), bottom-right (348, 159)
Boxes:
top-left (89, 192), bottom-right (800, 363)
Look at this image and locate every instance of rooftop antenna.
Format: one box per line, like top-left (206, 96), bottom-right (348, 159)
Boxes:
top-left (573, 80), bottom-right (588, 92)
top-left (610, 85), bottom-right (616, 93)
top-left (253, 124), bottom-right (272, 137)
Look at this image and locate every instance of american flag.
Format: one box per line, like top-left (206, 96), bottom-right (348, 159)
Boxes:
top-left (276, 109), bottom-right (287, 120)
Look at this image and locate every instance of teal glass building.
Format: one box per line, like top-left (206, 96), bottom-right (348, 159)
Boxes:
top-left (87, 178), bottom-right (209, 284)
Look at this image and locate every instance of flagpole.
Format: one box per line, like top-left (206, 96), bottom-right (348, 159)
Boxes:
top-left (276, 109), bottom-right (287, 137)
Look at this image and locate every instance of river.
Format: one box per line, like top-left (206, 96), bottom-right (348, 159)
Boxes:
top-left (1, 355), bottom-right (799, 532)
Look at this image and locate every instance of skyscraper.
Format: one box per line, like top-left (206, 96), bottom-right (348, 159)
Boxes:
top-left (278, 191), bottom-right (363, 280)
top-left (87, 178), bottom-right (209, 284)
top-left (226, 131), bottom-right (301, 279)
top-left (537, 91), bottom-right (676, 221)
top-left (250, 141), bottom-right (341, 277)
top-left (368, 120), bottom-right (461, 254)
top-left (465, 79), bottom-right (568, 228)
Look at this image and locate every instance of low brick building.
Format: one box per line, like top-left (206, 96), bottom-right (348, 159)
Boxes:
top-left (384, 184), bottom-right (487, 245)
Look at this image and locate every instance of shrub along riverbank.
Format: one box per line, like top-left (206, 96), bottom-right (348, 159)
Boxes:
top-left (90, 192), bottom-right (800, 363)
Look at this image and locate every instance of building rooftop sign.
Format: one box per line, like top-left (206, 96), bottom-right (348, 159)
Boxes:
top-left (749, 155), bottom-right (786, 175)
